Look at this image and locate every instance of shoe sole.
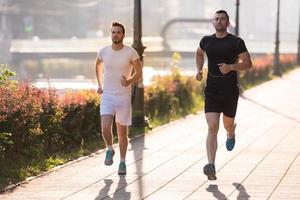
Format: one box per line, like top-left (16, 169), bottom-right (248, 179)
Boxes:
top-left (118, 171), bottom-right (126, 175)
top-left (206, 174), bottom-right (217, 180)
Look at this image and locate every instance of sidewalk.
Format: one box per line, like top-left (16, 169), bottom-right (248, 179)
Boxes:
top-left (1, 68), bottom-right (300, 200)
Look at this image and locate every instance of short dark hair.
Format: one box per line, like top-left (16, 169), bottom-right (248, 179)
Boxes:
top-left (111, 21), bottom-right (125, 34)
top-left (215, 10), bottom-right (229, 21)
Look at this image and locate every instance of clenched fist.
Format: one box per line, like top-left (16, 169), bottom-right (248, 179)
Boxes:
top-left (195, 71), bottom-right (203, 81)
top-left (121, 76), bottom-right (130, 87)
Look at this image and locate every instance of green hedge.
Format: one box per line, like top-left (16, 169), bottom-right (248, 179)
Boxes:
top-left (0, 65), bottom-right (205, 189)
top-left (145, 67), bottom-right (204, 125)
top-left (1, 60), bottom-right (298, 190)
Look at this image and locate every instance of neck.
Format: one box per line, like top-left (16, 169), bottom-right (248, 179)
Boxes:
top-left (112, 43), bottom-right (124, 50)
top-left (215, 31), bottom-right (229, 38)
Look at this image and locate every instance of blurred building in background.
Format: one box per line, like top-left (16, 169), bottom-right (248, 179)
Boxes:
top-left (0, 0), bottom-right (298, 43)
top-left (1, 0), bottom-right (299, 81)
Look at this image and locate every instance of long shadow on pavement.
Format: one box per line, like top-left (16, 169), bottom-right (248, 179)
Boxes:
top-left (95, 176), bottom-right (131, 200)
top-left (206, 183), bottom-right (250, 200)
top-left (129, 134), bottom-right (146, 199)
top-left (111, 176), bottom-right (131, 200)
top-left (95, 179), bottom-right (113, 200)
top-left (206, 184), bottom-right (227, 200)
top-left (233, 182), bottom-right (251, 200)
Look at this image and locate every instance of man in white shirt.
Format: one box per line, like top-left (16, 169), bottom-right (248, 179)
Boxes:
top-left (95, 22), bottom-right (142, 175)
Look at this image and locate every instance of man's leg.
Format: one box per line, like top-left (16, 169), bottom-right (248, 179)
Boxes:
top-left (116, 123), bottom-right (128, 175)
top-left (223, 90), bottom-right (238, 151)
top-left (101, 115), bottom-right (115, 165)
top-left (101, 115), bottom-right (114, 146)
top-left (223, 115), bottom-right (236, 138)
top-left (223, 114), bottom-right (236, 151)
top-left (205, 112), bottom-right (221, 165)
top-left (204, 112), bottom-right (220, 180)
top-left (116, 123), bottom-right (128, 161)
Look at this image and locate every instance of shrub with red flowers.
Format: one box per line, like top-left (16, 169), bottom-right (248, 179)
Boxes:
top-left (0, 65), bottom-right (100, 161)
top-left (59, 90), bottom-right (100, 151)
top-left (0, 81), bottom-right (43, 158)
top-left (0, 64), bottom-right (101, 188)
top-left (39, 88), bottom-right (64, 155)
top-left (240, 54), bottom-right (297, 88)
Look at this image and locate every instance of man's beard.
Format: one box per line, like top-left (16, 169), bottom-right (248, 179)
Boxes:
top-left (112, 38), bottom-right (123, 44)
top-left (215, 27), bottom-right (227, 32)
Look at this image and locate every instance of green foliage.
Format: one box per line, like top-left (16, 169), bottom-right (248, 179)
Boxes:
top-left (60, 90), bottom-right (100, 151)
top-left (0, 83), bottom-right (102, 190)
top-left (240, 54), bottom-right (298, 89)
top-left (0, 64), bottom-right (16, 85)
top-left (1, 57), bottom-right (298, 190)
top-left (145, 67), bottom-right (204, 125)
top-left (39, 89), bottom-right (65, 155)
top-left (0, 64), bottom-right (205, 190)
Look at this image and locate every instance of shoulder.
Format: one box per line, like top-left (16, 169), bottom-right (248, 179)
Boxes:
top-left (201, 34), bottom-right (215, 41)
top-left (226, 34), bottom-right (247, 49)
top-left (227, 34), bottom-right (244, 42)
top-left (199, 34), bottom-right (215, 49)
top-left (124, 45), bottom-right (139, 56)
top-left (99, 45), bottom-right (111, 54)
top-left (97, 45), bottom-right (111, 59)
top-left (101, 45), bottom-right (111, 51)
top-left (124, 45), bottom-right (138, 53)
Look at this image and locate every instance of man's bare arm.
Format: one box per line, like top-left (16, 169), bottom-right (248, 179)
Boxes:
top-left (95, 58), bottom-right (103, 94)
top-left (230, 51), bottom-right (252, 71)
top-left (219, 51), bottom-right (252, 74)
top-left (121, 59), bottom-right (142, 87)
top-left (195, 47), bottom-right (205, 81)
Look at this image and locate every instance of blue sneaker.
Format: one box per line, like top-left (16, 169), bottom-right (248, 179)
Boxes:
top-left (226, 136), bottom-right (235, 151)
top-left (118, 162), bottom-right (126, 175)
top-left (104, 149), bottom-right (115, 166)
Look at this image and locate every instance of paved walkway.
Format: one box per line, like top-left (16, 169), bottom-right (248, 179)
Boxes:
top-left (1, 68), bottom-right (300, 200)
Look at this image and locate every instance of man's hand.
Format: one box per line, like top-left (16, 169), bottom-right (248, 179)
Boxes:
top-left (97, 84), bottom-right (103, 94)
top-left (121, 76), bottom-right (130, 87)
top-left (218, 63), bottom-right (233, 75)
top-left (195, 71), bottom-right (203, 81)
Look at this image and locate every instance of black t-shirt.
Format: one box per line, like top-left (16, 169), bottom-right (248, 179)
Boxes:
top-left (199, 33), bottom-right (248, 94)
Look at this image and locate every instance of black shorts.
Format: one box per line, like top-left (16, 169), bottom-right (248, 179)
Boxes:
top-left (204, 88), bottom-right (239, 118)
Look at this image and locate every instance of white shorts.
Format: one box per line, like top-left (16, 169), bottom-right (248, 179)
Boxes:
top-left (100, 93), bottom-right (132, 126)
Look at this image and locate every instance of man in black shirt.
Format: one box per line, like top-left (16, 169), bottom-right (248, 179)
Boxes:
top-left (195, 10), bottom-right (252, 180)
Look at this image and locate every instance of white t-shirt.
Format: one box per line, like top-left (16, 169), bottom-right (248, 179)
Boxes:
top-left (97, 45), bottom-right (139, 96)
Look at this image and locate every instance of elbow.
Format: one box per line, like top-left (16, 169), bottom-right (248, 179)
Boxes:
top-left (96, 64), bottom-right (100, 71)
top-left (133, 68), bottom-right (142, 82)
top-left (137, 65), bottom-right (143, 78)
top-left (138, 70), bottom-right (142, 80)
top-left (248, 60), bottom-right (253, 69)
top-left (244, 59), bottom-right (252, 70)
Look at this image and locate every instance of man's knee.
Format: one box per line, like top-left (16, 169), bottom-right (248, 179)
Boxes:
top-left (223, 120), bottom-right (234, 131)
top-left (208, 123), bottom-right (219, 134)
top-left (101, 115), bottom-right (113, 134)
top-left (101, 124), bottom-right (112, 134)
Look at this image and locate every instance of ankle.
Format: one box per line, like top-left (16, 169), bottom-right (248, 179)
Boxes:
top-left (107, 146), bottom-right (113, 151)
top-left (227, 135), bottom-right (235, 139)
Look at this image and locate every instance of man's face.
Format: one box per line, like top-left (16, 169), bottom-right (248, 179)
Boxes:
top-left (213, 13), bottom-right (229, 32)
top-left (111, 26), bottom-right (124, 44)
